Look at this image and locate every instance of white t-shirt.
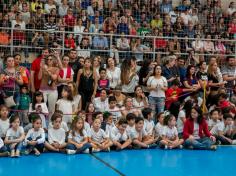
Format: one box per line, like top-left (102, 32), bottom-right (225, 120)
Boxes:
top-left (208, 119), bottom-right (220, 129)
top-left (29, 102), bottom-right (49, 114)
top-left (56, 99), bottom-right (74, 124)
top-left (25, 128), bottom-right (45, 144)
top-left (68, 130), bottom-right (88, 144)
top-left (162, 126), bottom-right (178, 140)
top-left (105, 123), bottom-right (115, 137)
top-left (122, 74), bottom-right (139, 93)
top-left (143, 119), bottom-right (155, 135)
top-left (60, 68), bottom-right (74, 84)
top-left (106, 67), bottom-right (121, 89)
top-left (6, 126), bottom-right (24, 140)
top-left (108, 107), bottom-right (122, 123)
top-left (0, 118), bottom-right (10, 138)
top-left (0, 138), bottom-right (4, 148)
top-left (73, 94), bottom-right (81, 111)
top-left (111, 126), bottom-right (129, 142)
top-left (90, 127), bottom-right (108, 143)
top-left (93, 98), bottom-right (109, 112)
top-left (126, 125), bottom-right (135, 137)
top-left (132, 97), bottom-right (148, 109)
top-left (147, 76), bottom-right (167, 98)
top-left (154, 122), bottom-right (164, 137)
top-left (44, 4), bottom-right (57, 14)
top-left (130, 128), bottom-right (147, 141)
top-left (48, 121), bottom-right (69, 132)
top-left (48, 128), bottom-right (66, 145)
top-left (210, 122), bottom-right (233, 136)
top-left (84, 122), bottom-right (91, 137)
top-left (193, 122), bottom-right (200, 139)
top-left (177, 110), bottom-right (185, 133)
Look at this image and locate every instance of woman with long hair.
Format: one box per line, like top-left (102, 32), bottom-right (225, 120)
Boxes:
top-left (132, 85), bottom-right (148, 109)
top-left (76, 58), bottom-right (98, 109)
top-left (106, 57), bottom-right (121, 90)
top-left (183, 65), bottom-right (200, 91)
top-left (120, 57), bottom-right (139, 96)
top-left (183, 106), bottom-right (217, 150)
top-left (68, 82), bottom-right (82, 115)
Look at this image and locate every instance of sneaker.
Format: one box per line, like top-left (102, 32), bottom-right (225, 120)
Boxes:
top-left (164, 145), bottom-right (168, 150)
top-left (82, 149), bottom-right (90, 154)
top-left (10, 150), bottom-right (15, 157)
top-left (103, 147), bottom-right (110, 152)
top-left (92, 148), bottom-right (101, 153)
top-left (148, 144), bottom-right (157, 149)
top-left (66, 149), bottom-right (76, 155)
top-left (179, 145), bottom-right (183, 149)
top-left (210, 145), bottom-right (217, 151)
top-left (15, 150), bottom-right (20, 157)
top-left (232, 140), bottom-right (236, 145)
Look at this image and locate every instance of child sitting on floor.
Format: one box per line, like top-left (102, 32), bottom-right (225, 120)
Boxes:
top-left (159, 114), bottom-right (184, 149)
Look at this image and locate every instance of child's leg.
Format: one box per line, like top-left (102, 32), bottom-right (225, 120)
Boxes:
top-left (169, 139), bottom-right (184, 149)
top-left (159, 140), bottom-right (169, 148)
top-left (15, 142), bottom-right (23, 157)
top-left (66, 144), bottom-right (77, 151)
top-left (0, 146), bottom-right (8, 156)
top-left (35, 143), bottom-right (45, 155)
top-left (101, 140), bottom-right (113, 150)
top-left (77, 143), bottom-right (92, 153)
top-left (120, 139), bottom-right (132, 150)
top-left (216, 135), bottom-right (231, 145)
top-left (58, 143), bottom-right (67, 152)
top-left (45, 142), bottom-right (59, 152)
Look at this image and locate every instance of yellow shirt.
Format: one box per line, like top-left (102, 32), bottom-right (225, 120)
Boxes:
top-left (150, 19), bottom-right (163, 29)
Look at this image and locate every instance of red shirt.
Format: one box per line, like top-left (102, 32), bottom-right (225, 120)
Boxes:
top-left (65, 38), bottom-right (76, 49)
top-left (31, 55), bottom-right (43, 90)
top-left (13, 31), bottom-right (25, 41)
top-left (165, 87), bottom-right (183, 109)
top-left (155, 39), bottom-right (167, 48)
top-left (64, 15), bottom-right (76, 27)
top-left (229, 23), bottom-right (236, 34)
top-left (183, 119), bottom-right (212, 140)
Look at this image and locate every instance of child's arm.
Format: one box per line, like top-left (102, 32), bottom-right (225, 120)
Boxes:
top-left (133, 138), bottom-right (148, 148)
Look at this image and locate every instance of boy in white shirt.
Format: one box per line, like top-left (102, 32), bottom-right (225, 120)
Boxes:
top-left (211, 113), bottom-right (236, 145)
top-left (142, 108), bottom-right (155, 136)
top-left (111, 118), bottom-right (132, 150)
top-left (45, 113), bottom-right (67, 152)
top-left (103, 112), bottom-right (115, 138)
top-left (130, 117), bottom-right (157, 149)
top-left (208, 109), bottom-right (221, 130)
top-left (108, 96), bottom-right (122, 123)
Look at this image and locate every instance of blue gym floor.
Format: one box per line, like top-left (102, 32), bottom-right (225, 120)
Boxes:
top-left (0, 146), bottom-right (236, 176)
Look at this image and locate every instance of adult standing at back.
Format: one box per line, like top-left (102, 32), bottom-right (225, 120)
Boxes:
top-left (68, 49), bottom-right (82, 82)
top-left (222, 56), bottom-right (236, 98)
top-left (30, 47), bottom-right (49, 93)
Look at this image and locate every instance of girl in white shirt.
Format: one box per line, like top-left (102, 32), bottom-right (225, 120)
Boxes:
top-left (154, 112), bottom-right (165, 139)
top-left (24, 115), bottom-right (45, 156)
top-left (160, 114), bottom-right (184, 149)
top-left (90, 118), bottom-right (113, 152)
top-left (66, 117), bottom-right (92, 154)
top-left (56, 85), bottom-right (75, 126)
top-left (5, 115), bottom-right (25, 157)
top-left (0, 105), bottom-right (10, 139)
top-left (45, 113), bottom-right (67, 152)
top-left (106, 57), bottom-right (121, 89)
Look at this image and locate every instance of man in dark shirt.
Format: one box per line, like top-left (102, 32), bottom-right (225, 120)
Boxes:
top-left (68, 49), bottom-right (82, 82)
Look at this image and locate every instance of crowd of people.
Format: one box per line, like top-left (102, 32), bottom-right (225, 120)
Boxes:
top-left (0, 0), bottom-right (235, 60)
top-left (0, 0), bottom-right (236, 157)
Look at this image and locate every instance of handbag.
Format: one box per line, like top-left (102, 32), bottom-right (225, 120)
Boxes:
top-left (4, 95), bottom-right (16, 108)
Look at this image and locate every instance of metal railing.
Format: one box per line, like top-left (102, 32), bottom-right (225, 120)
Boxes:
top-left (0, 27), bottom-right (235, 61)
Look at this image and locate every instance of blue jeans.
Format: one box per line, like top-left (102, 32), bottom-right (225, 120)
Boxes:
top-left (26, 137), bottom-right (44, 152)
top-left (148, 96), bottom-right (165, 114)
top-left (0, 146), bottom-right (7, 153)
top-left (184, 137), bottom-right (214, 150)
top-left (8, 141), bottom-right (23, 151)
top-left (66, 143), bottom-right (91, 153)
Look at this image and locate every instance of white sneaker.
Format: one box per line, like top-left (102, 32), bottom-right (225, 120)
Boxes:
top-left (67, 149), bottom-right (76, 155)
top-left (92, 148), bottom-right (100, 153)
top-left (179, 145), bottom-right (183, 149)
top-left (232, 140), bottom-right (236, 145)
top-left (82, 149), bottom-right (90, 154)
top-left (164, 145), bottom-right (168, 149)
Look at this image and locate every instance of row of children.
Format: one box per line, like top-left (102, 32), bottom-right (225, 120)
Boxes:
top-left (0, 104), bottom-right (236, 157)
